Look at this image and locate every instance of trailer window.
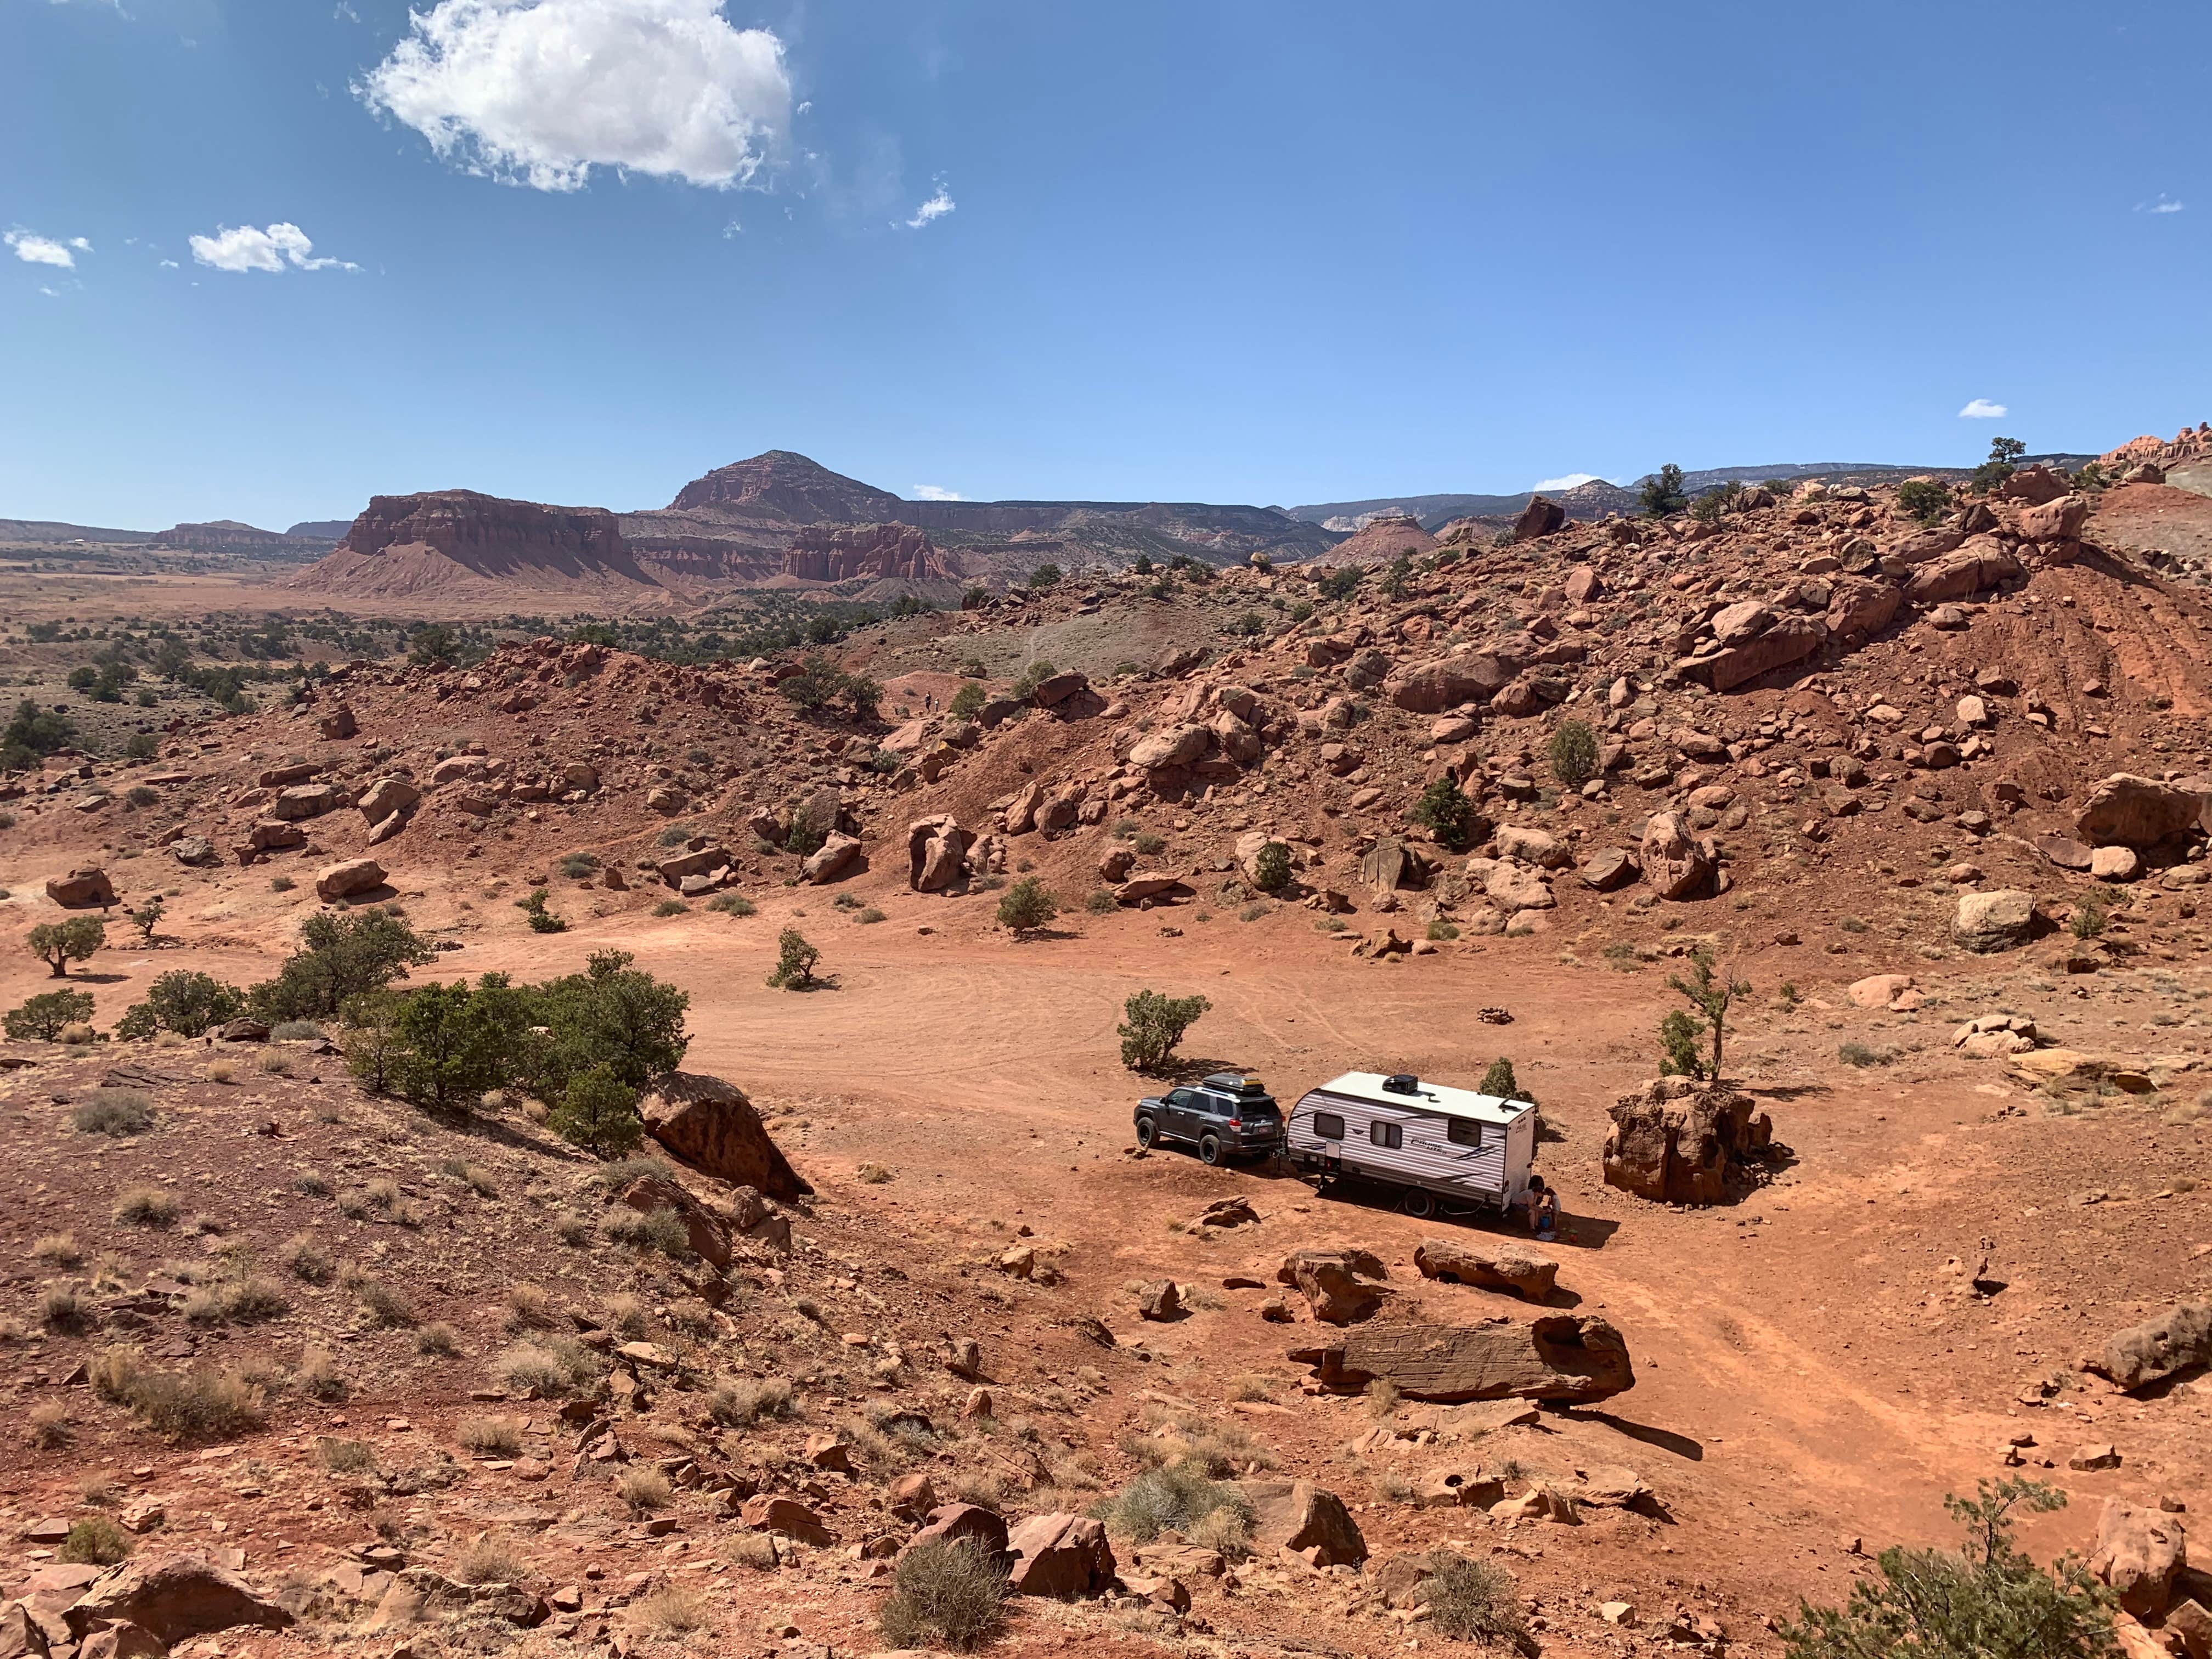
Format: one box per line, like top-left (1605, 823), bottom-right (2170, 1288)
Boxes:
top-left (1369, 1121), bottom-right (1402, 1150)
top-left (1311, 1112), bottom-right (1345, 1141)
top-left (1447, 1120), bottom-right (1482, 1148)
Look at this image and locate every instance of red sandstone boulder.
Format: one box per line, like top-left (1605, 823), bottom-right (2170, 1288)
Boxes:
top-left (641, 1073), bottom-right (810, 1200)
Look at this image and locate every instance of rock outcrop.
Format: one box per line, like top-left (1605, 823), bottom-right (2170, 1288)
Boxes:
top-left (44, 868), bottom-right (115, 907)
top-left (2089, 1499), bottom-right (2188, 1620)
top-left (1603, 1079), bottom-right (1773, 1205)
top-left (2075, 774), bottom-right (2205, 848)
top-left (1413, 1238), bottom-right (1559, 1301)
top-left (64, 1556), bottom-right (294, 1646)
top-left (1954, 888), bottom-right (2038, 952)
top-left (781, 522), bottom-right (951, 583)
top-left (2087, 1302), bottom-right (2212, 1393)
top-left (290, 490), bottom-right (663, 603)
top-left (1005, 1514), bottom-right (1116, 1598)
top-left (640, 1073), bottom-right (811, 1201)
top-left (1277, 1247), bottom-right (1387, 1324)
top-left (1289, 1314), bottom-right (1634, 1403)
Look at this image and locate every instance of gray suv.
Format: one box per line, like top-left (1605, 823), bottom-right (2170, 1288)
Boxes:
top-left (1134, 1073), bottom-right (1283, 1165)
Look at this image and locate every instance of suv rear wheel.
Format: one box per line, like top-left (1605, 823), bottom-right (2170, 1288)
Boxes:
top-left (1198, 1133), bottom-right (1223, 1166)
top-left (1135, 1115), bottom-right (1157, 1149)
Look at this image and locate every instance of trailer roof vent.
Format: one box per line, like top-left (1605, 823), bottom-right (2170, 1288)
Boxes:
top-left (1381, 1073), bottom-right (1420, 1096)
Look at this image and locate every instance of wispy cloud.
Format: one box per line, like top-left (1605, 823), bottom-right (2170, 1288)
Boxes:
top-left (903, 178), bottom-right (955, 229)
top-left (2136, 194), bottom-right (2185, 215)
top-left (357, 0), bottom-right (792, 193)
top-left (189, 222), bottom-right (358, 273)
top-left (912, 484), bottom-right (962, 501)
top-left (1533, 472), bottom-right (1601, 492)
top-left (6, 230), bottom-right (84, 269)
top-left (1958, 398), bottom-right (2008, 420)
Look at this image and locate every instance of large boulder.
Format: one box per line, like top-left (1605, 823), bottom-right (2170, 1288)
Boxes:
top-left (1236, 1481), bottom-right (1367, 1566)
top-left (1005, 1514), bottom-right (1116, 1598)
top-left (1359, 837), bottom-right (1430, 892)
top-left (1384, 654), bottom-right (1519, 715)
top-left (1640, 812), bottom-right (1714, 900)
top-left (1128, 724), bottom-right (1214, 770)
top-left (1288, 1314), bottom-right (1634, 1404)
top-left (64, 1557), bottom-right (294, 1646)
top-left (656, 843), bottom-right (730, 885)
top-left (1512, 495), bottom-right (1567, 541)
top-left (1115, 872), bottom-right (1194, 906)
top-left (906, 816), bottom-right (970, 891)
top-left (2089, 1499), bottom-right (2187, 1620)
top-left (2086, 1302), bottom-right (2212, 1393)
top-left (1579, 848), bottom-right (1638, 891)
top-left (356, 777), bottom-right (421, 821)
top-left (44, 868), bottom-right (115, 908)
top-left (1485, 864), bottom-right (1554, 912)
top-left (1277, 1247), bottom-right (1386, 1324)
top-left (802, 832), bottom-right (862, 884)
top-left (1494, 826), bottom-right (1568, 868)
top-left (1603, 1079), bottom-right (1772, 1205)
top-left (1027, 670), bottom-right (1090, 708)
top-left (1954, 889), bottom-right (2037, 952)
top-left (2017, 494), bottom-right (2089, 544)
top-left (617, 1175), bottom-right (732, 1269)
top-left (1824, 577), bottom-right (1903, 639)
top-left (314, 858), bottom-right (385, 902)
top-left (1904, 538), bottom-right (2023, 605)
top-left (1413, 1238), bottom-right (1558, 1301)
top-left (902, 1504), bottom-right (1008, 1558)
top-left (269, 783), bottom-right (344, 820)
top-left (640, 1073), bottom-right (810, 1201)
top-left (2075, 774), bottom-right (2205, 848)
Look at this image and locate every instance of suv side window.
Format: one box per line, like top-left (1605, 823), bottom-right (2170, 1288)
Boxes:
top-left (1194, 1092), bottom-right (1226, 1116)
top-left (1166, 1089), bottom-right (1197, 1108)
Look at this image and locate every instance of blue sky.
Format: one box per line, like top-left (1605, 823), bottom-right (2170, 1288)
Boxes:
top-left (2, 0), bottom-right (2205, 531)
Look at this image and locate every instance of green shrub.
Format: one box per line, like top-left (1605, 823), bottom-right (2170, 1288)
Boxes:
top-left (1419, 1551), bottom-right (1527, 1644)
top-left (248, 907), bottom-right (433, 1022)
top-left (1839, 1041), bottom-right (1889, 1068)
top-left (766, 928), bottom-right (821, 990)
top-left (1658, 1009), bottom-right (1706, 1079)
top-left (1476, 1058), bottom-right (1536, 1105)
top-left (1097, 1461), bottom-right (1252, 1545)
top-left (74, 1088), bottom-right (154, 1137)
top-left (59, 1516), bottom-right (133, 1566)
top-left (517, 888), bottom-right (567, 933)
top-left (708, 893), bottom-right (757, 916)
top-left (4, 988), bottom-right (96, 1040)
top-left (139, 969), bottom-right (246, 1037)
top-left (1411, 776), bottom-right (1477, 851)
top-left (996, 876), bottom-right (1058, 937)
top-left (2072, 895), bottom-right (2107, 941)
top-left (652, 899), bottom-right (688, 917)
top-left (1319, 567), bottom-right (1363, 601)
top-left (949, 682), bottom-right (986, 719)
top-left (549, 1065), bottom-right (644, 1158)
top-left (1132, 830), bottom-right (1166, 856)
top-left (604, 1206), bottom-right (690, 1258)
top-left (1896, 478), bottom-right (1951, 524)
top-left (878, 1538), bottom-right (1008, 1652)
top-left (27, 916), bottom-right (105, 978)
top-left (1548, 719), bottom-right (1600, 787)
top-left (1781, 1480), bottom-right (2110, 1659)
top-left (558, 851), bottom-right (601, 879)
top-left (1251, 841), bottom-right (1291, 893)
top-left (1011, 659), bottom-right (1057, 698)
top-left (1117, 990), bottom-right (1211, 1072)
top-left (1640, 462), bottom-right (1688, 516)
top-left (1085, 889), bottom-right (1119, 915)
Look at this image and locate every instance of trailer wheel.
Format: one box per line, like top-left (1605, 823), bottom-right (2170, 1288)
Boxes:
top-left (1135, 1116), bottom-right (1156, 1149)
top-left (1400, 1188), bottom-right (1436, 1219)
top-left (1198, 1134), bottom-right (1223, 1166)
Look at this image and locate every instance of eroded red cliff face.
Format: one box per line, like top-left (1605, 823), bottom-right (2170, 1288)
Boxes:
top-left (289, 490), bottom-right (664, 601)
top-left (782, 522), bottom-right (952, 582)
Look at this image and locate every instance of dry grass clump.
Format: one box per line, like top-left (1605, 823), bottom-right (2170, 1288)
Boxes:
top-left (457, 1414), bottom-right (524, 1456)
top-left (617, 1465), bottom-right (672, 1514)
top-left (218, 1275), bottom-right (290, 1323)
top-left (38, 1282), bottom-right (85, 1330)
top-left (58, 1516), bottom-right (132, 1566)
top-left (724, 1534), bottom-right (778, 1570)
top-left (878, 1538), bottom-right (1008, 1652)
top-left (284, 1236), bottom-right (334, 1284)
top-left (1122, 1408), bottom-right (1274, 1476)
top-left (1419, 1551), bottom-right (1528, 1644)
top-left (553, 1211), bottom-right (593, 1246)
top-left (32, 1232), bottom-right (83, 1268)
top-left (340, 1265), bottom-right (417, 1329)
top-left (74, 1088), bottom-right (154, 1137)
top-left (90, 1344), bottom-right (264, 1443)
top-left (493, 1337), bottom-right (603, 1397)
top-left (416, 1322), bottom-right (461, 1358)
top-left (206, 1059), bottom-right (237, 1085)
top-left (1365, 1378), bottom-right (1401, 1420)
top-left (1096, 1462), bottom-right (1255, 1552)
top-left (296, 1346), bottom-right (346, 1401)
top-left (441, 1158), bottom-right (498, 1198)
top-left (504, 1283), bottom-right (559, 1333)
top-left (602, 1293), bottom-right (650, 1338)
top-left (28, 1400), bottom-right (72, 1449)
top-left (631, 1585), bottom-right (706, 1633)
top-left (112, 1184), bottom-right (180, 1228)
top-left (258, 1049), bottom-right (292, 1076)
top-left (602, 1206), bottom-right (690, 1258)
top-left (315, 1436), bottom-right (376, 1474)
top-left (453, 1536), bottom-right (530, 1585)
top-left (707, 1375), bottom-right (794, 1427)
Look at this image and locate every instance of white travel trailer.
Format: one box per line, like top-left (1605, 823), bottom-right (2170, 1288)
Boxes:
top-left (1285, 1071), bottom-right (1537, 1218)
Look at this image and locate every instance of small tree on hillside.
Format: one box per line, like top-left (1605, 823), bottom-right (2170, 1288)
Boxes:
top-left (550, 1064), bottom-right (645, 1158)
top-left (1477, 1057), bottom-right (1536, 1106)
top-left (1118, 990), bottom-right (1211, 1073)
top-left (1548, 719), bottom-right (1599, 788)
top-left (1972, 436), bottom-right (2029, 495)
top-left (1028, 563), bottom-right (1062, 589)
top-left (127, 895), bottom-right (165, 943)
top-left (28, 917), bottom-right (105, 978)
top-left (1664, 947), bottom-right (1750, 1081)
top-left (1658, 1009), bottom-right (1706, 1079)
top-left (1412, 776), bottom-right (1477, 852)
top-left (996, 877), bottom-right (1059, 938)
top-left (139, 970), bottom-right (245, 1037)
top-left (4, 988), bottom-right (96, 1040)
top-left (949, 682), bottom-right (986, 720)
top-left (1640, 463), bottom-right (1688, 517)
top-left (767, 928), bottom-right (821, 990)
top-left (1896, 478), bottom-right (1951, 524)
top-left (1251, 842), bottom-right (1292, 894)
top-left (1782, 1479), bottom-right (2112, 1659)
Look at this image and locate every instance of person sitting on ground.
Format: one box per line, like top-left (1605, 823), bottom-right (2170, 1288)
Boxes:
top-left (1534, 1186), bottom-right (1561, 1243)
top-left (1519, 1176), bottom-right (1547, 1234)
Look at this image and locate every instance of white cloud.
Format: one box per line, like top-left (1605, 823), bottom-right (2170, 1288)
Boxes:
top-left (912, 484), bottom-right (962, 501)
top-left (6, 230), bottom-right (81, 268)
top-left (2137, 193), bottom-right (2185, 214)
top-left (903, 179), bottom-right (954, 229)
top-left (1533, 472), bottom-right (1601, 492)
top-left (1958, 398), bottom-right (2008, 420)
top-left (188, 222), bottom-right (357, 273)
top-left (158, 258), bottom-right (178, 268)
top-left (357, 0), bottom-right (792, 193)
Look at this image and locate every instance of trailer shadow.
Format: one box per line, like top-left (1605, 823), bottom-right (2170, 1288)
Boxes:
top-left (1308, 1177), bottom-right (1622, 1254)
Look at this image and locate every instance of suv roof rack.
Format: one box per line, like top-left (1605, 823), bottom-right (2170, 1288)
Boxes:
top-left (1203, 1071), bottom-right (1269, 1094)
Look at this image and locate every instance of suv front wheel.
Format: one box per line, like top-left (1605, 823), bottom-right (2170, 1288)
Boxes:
top-left (1135, 1115), bottom-right (1157, 1149)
